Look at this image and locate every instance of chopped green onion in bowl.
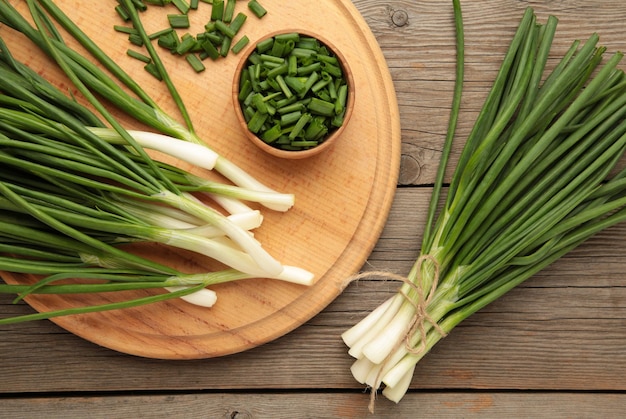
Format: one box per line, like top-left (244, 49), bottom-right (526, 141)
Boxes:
top-left (233, 30), bottom-right (354, 159)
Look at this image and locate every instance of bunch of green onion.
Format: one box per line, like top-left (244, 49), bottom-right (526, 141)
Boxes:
top-left (0, 0), bottom-right (313, 324)
top-left (343, 2), bottom-right (626, 409)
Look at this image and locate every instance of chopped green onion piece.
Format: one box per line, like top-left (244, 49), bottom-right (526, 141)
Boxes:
top-left (148, 27), bottom-right (174, 41)
top-left (167, 14), bottom-right (190, 29)
top-left (175, 33), bottom-right (197, 54)
top-left (128, 33), bottom-right (144, 46)
top-left (223, 0), bottom-right (237, 23)
top-left (127, 49), bottom-right (152, 63)
top-left (308, 97), bottom-right (335, 116)
top-left (247, 111), bottom-right (268, 133)
top-left (200, 39), bottom-right (220, 60)
top-left (280, 111), bottom-right (302, 126)
top-left (220, 36), bottom-right (232, 57)
top-left (232, 35), bottom-right (249, 54)
top-left (144, 62), bottom-right (163, 80)
top-left (185, 53), bottom-right (206, 72)
top-left (211, 0), bottom-right (224, 21)
top-left (115, 4), bottom-right (131, 21)
top-left (114, 25), bottom-right (137, 35)
top-left (247, 0), bottom-right (267, 18)
top-left (261, 124), bottom-right (282, 143)
top-left (290, 140), bottom-right (317, 148)
top-left (158, 31), bottom-right (180, 50)
top-left (171, 0), bottom-right (190, 14)
top-left (229, 12), bottom-right (247, 33)
top-left (215, 20), bottom-right (236, 38)
top-left (289, 113), bottom-right (312, 139)
top-left (256, 37), bottom-right (273, 53)
top-left (275, 74), bottom-right (292, 98)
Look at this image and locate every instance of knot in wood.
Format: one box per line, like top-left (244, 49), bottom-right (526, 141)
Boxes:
top-left (391, 9), bottom-right (409, 27)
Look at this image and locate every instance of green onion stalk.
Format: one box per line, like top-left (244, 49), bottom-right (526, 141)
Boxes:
top-left (342, 2), bottom-right (626, 410)
top-left (0, 0), bottom-right (294, 212)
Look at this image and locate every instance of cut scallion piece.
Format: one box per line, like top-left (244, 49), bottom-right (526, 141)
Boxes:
top-left (167, 14), bottom-right (190, 29)
top-left (185, 53), bottom-right (205, 72)
top-left (247, 0), bottom-right (266, 18)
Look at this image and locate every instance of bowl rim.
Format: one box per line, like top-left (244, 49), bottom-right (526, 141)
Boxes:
top-left (232, 29), bottom-right (355, 160)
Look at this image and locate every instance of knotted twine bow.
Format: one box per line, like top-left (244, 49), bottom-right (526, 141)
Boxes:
top-left (346, 255), bottom-right (447, 413)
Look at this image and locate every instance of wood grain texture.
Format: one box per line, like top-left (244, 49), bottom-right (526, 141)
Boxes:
top-left (2, 0), bottom-right (626, 417)
top-left (2, 392), bottom-right (626, 418)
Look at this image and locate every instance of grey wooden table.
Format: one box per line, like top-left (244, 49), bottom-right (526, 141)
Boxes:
top-left (2, 1), bottom-right (626, 417)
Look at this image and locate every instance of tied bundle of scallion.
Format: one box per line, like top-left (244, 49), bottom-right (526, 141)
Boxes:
top-left (343, 2), bottom-right (626, 409)
top-left (0, 0), bottom-right (314, 324)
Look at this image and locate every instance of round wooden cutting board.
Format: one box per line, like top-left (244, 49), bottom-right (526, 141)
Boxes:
top-left (0, 0), bottom-right (401, 359)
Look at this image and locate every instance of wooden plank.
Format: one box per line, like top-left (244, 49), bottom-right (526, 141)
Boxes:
top-left (361, 0), bottom-right (626, 185)
top-left (2, 392), bottom-right (625, 418)
top-left (2, 189), bottom-right (625, 394)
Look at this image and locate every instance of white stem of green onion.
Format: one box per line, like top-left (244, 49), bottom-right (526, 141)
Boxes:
top-left (155, 190), bottom-right (283, 276)
top-left (165, 286), bottom-right (217, 307)
top-left (382, 365), bottom-right (416, 403)
top-left (341, 295), bottom-right (395, 348)
top-left (207, 193), bottom-right (257, 215)
top-left (90, 127), bottom-right (219, 170)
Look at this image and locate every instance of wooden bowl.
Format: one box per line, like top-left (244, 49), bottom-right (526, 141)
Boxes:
top-left (232, 30), bottom-right (355, 159)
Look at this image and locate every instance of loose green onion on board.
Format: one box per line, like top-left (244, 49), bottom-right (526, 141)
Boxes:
top-left (247, 0), bottom-right (266, 19)
top-left (113, 0), bottom-right (264, 76)
top-left (0, 0), bottom-right (311, 324)
top-left (237, 33), bottom-right (350, 151)
top-left (343, 1), bottom-right (626, 411)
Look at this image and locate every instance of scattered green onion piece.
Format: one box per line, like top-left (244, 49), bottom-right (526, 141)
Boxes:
top-left (171, 0), bottom-right (190, 14)
top-left (128, 32), bottom-right (144, 46)
top-left (114, 25), bottom-right (137, 35)
top-left (167, 14), bottom-right (190, 29)
top-left (144, 62), bottom-right (163, 80)
top-left (185, 53), bottom-right (205, 72)
top-left (223, 0), bottom-right (236, 23)
top-left (247, 0), bottom-right (267, 18)
top-left (211, 0), bottom-right (224, 20)
top-left (158, 30), bottom-right (180, 50)
top-left (130, 0), bottom-right (148, 12)
top-left (148, 27), bottom-right (174, 40)
top-left (215, 20), bottom-right (236, 38)
top-left (232, 35), bottom-right (249, 54)
top-left (220, 36), bottom-right (232, 57)
top-left (115, 4), bottom-right (130, 21)
top-left (229, 12), bottom-right (247, 33)
top-left (127, 49), bottom-right (152, 63)
top-left (200, 38), bottom-right (220, 60)
top-left (175, 33), bottom-right (197, 54)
